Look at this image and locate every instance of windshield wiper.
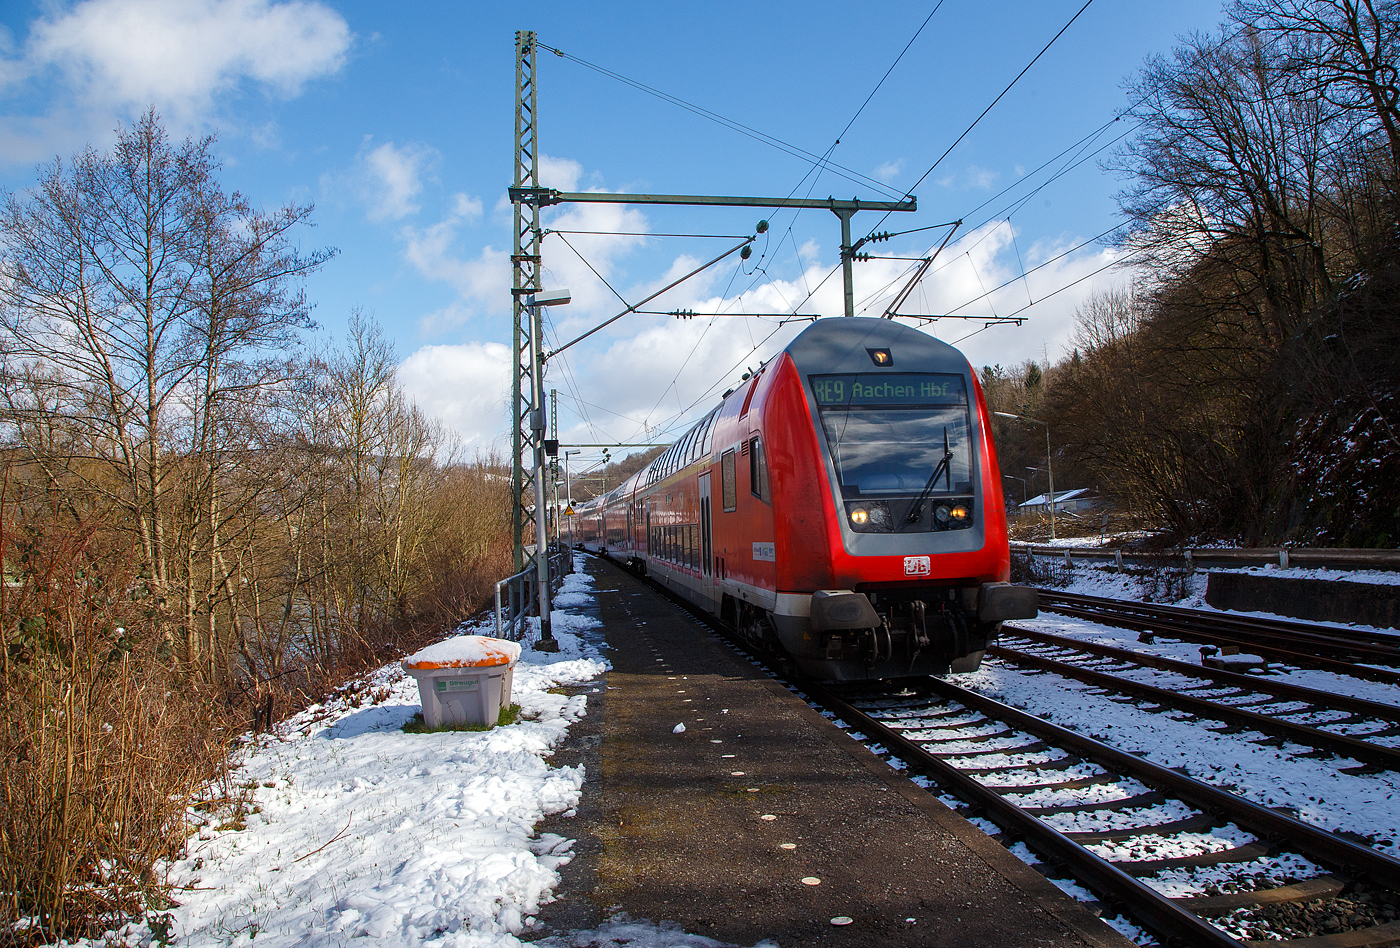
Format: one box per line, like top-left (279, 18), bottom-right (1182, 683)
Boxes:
top-left (905, 427), bottom-right (953, 525)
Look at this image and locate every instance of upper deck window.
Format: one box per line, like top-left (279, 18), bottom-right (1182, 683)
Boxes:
top-left (811, 373), bottom-right (975, 522)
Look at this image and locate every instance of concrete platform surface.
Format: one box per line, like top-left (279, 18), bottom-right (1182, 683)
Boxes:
top-left (532, 556), bottom-right (1133, 947)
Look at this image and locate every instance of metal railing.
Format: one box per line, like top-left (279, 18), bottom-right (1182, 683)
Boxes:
top-left (494, 565), bottom-right (537, 641)
top-left (1010, 542), bottom-right (1400, 573)
top-left (493, 542), bottom-right (575, 641)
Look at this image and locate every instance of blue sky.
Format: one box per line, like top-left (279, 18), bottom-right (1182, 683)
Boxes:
top-left (0, 0), bottom-right (1225, 464)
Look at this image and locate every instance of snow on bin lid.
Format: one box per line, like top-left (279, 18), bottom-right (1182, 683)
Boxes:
top-left (402, 635), bottom-right (522, 670)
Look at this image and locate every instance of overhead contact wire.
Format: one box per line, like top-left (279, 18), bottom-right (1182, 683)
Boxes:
top-left (537, 43), bottom-right (904, 198)
top-left (869, 0), bottom-right (1098, 238)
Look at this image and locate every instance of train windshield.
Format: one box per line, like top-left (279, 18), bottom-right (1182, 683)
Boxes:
top-left (810, 373), bottom-right (973, 498)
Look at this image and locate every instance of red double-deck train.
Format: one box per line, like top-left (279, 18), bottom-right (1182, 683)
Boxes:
top-left (568, 317), bottom-right (1036, 680)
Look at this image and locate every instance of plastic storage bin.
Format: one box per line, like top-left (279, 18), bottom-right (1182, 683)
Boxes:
top-left (402, 635), bottom-right (522, 728)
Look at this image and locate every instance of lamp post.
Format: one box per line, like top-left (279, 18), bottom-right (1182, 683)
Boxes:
top-left (1003, 474), bottom-right (1029, 506)
top-left (525, 289), bottom-right (570, 651)
top-left (994, 411), bottom-right (1055, 541)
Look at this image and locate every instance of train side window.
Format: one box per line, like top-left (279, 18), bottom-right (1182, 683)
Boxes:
top-left (749, 437), bottom-right (769, 503)
top-left (721, 449), bottom-right (737, 512)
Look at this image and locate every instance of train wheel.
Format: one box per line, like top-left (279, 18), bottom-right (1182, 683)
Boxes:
top-left (738, 603), bottom-right (764, 650)
top-left (738, 603), bottom-right (796, 676)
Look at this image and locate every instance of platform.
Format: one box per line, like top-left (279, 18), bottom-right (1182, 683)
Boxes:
top-left (531, 556), bottom-right (1132, 947)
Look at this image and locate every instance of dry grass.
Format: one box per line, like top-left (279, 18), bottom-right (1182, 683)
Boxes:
top-left (0, 458), bottom-right (516, 944)
top-left (0, 511), bottom-right (232, 944)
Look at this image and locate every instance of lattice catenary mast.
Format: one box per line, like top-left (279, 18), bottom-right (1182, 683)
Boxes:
top-left (511, 30), bottom-right (543, 573)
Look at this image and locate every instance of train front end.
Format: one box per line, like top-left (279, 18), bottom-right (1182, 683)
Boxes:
top-left (766, 318), bottom-right (1037, 679)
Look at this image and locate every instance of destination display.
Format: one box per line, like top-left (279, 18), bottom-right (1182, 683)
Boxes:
top-left (810, 373), bottom-right (967, 407)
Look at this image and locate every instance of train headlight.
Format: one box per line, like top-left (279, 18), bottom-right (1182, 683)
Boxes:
top-left (934, 505), bottom-right (951, 524)
top-left (950, 505), bottom-right (968, 520)
top-left (846, 501), bottom-right (890, 532)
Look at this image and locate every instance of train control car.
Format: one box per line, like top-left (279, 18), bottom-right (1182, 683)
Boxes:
top-left (569, 316), bottom-right (1037, 680)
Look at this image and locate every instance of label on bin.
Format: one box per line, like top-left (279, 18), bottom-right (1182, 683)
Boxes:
top-left (435, 679), bottom-right (480, 693)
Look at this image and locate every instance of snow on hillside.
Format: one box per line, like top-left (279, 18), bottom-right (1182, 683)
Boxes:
top-left (85, 561), bottom-right (644, 947)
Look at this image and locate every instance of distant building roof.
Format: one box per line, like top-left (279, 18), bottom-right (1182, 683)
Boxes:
top-left (1020, 488), bottom-right (1093, 507)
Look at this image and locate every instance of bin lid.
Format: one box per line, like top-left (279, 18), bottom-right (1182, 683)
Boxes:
top-left (402, 635), bottom-right (523, 671)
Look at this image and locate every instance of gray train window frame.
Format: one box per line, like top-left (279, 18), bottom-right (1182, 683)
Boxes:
top-left (749, 436), bottom-right (769, 504)
top-left (721, 449), bottom-right (737, 512)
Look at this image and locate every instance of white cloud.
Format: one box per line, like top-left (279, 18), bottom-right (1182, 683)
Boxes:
top-left (1, 0), bottom-right (351, 160)
top-left (557, 219), bottom-right (1131, 446)
top-left (538, 154), bottom-right (583, 191)
top-left (394, 152), bottom-right (1130, 450)
top-left (874, 159), bottom-right (904, 183)
top-left (401, 234), bottom-right (507, 332)
top-left (360, 140), bottom-right (439, 221)
top-left (400, 155), bottom-right (647, 335)
top-left (937, 165), bottom-right (1000, 191)
top-left (397, 341), bottom-right (513, 450)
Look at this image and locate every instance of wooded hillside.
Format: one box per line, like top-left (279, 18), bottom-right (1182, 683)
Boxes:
top-left (991, 0), bottom-right (1400, 547)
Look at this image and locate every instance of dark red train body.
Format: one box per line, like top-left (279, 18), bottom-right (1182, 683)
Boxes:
top-left (569, 317), bottom-right (1036, 679)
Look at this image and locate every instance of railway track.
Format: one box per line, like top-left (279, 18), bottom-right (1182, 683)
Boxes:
top-left (597, 553), bottom-right (1400, 945)
top-left (991, 627), bottom-right (1400, 773)
top-left (1036, 590), bottom-right (1400, 686)
top-left (807, 675), bottom-right (1400, 946)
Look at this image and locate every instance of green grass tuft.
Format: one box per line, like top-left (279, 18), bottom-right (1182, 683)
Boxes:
top-left (401, 704), bottom-right (520, 733)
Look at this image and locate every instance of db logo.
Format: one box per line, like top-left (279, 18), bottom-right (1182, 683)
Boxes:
top-left (903, 555), bottom-right (931, 577)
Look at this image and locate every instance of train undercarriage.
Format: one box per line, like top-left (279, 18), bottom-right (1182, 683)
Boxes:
top-left (751, 583), bottom-right (1036, 681)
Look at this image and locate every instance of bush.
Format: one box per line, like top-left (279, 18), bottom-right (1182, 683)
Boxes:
top-left (0, 506), bottom-right (229, 944)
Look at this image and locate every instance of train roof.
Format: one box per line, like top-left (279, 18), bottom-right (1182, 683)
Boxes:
top-left (784, 316), bottom-right (969, 375)
top-left (569, 318), bottom-right (972, 513)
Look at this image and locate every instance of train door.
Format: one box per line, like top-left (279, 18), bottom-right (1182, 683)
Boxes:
top-left (698, 472), bottom-right (715, 608)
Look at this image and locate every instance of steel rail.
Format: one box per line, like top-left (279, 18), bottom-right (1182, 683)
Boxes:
top-left (988, 642), bottom-right (1400, 771)
top-left (1040, 591), bottom-right (1400, 651)
top-left (904, 677), bottom-right (1400, 891)
top-left (1003, 626), bottom-right (1400, 725)
top-left (1037, 592), bottom-right (1400, 687)
top-left (801, 677), bottom-right (1243, 947)
top-left (588, 551), bottom-right (1400, 947)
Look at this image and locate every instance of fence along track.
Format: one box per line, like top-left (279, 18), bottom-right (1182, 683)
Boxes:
top-left (803, 676), bottom-right (1400, 947)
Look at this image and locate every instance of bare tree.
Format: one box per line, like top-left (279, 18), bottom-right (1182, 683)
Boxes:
top-left (1236, 0), bottom-right (1400, 172)
top-left (0, 110), bottom-right (330, 667)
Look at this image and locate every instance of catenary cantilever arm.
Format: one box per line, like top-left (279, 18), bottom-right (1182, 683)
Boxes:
top-left (547, 237), bottom-right (755, 359)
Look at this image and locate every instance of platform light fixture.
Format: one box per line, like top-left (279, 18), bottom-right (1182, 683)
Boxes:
top-left (994, 411), bottom-right (1056, 541)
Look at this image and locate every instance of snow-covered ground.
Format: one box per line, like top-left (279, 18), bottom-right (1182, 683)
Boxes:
top-left (86, 551), bottom-right (1400, 947)
top-left (862, 557), bottom-right (1400, 944)
top-left (117, 561), bottom-right (607, 948)
top-left (88, 558), bottom-right (767, 948)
